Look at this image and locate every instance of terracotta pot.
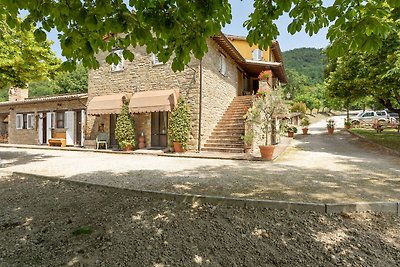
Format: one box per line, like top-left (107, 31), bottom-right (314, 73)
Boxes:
top-left (327, 127), bottom-right (334, 134)
top-left (259, 145), bottom-right (275, 160)
top-left (123, 144), bottom-right (133, 151)
top-left (287, 131), bottom-right (294, 138)
top-left (244, 146), bottom-right (251, 154)
top-left (302, 128), bottom-right (309, 135)
top-left (173, 142), bottom-right (185, 153)
top-left (138, 136), bottom-right (145, 149)
top-left (345, 124), bottom-right (351, 129)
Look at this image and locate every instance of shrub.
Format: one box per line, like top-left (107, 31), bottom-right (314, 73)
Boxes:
top-left (115, 102), bottom-right (136, 149)
top-left (291, 102), bottom-right (307, 114)
top-left (300, 117), bottom-right (311, 128)
top-left (168, 97), bottom-right (192, 149)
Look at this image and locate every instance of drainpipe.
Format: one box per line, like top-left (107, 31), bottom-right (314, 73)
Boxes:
top-left (197, 59), bottom-right (203, 152)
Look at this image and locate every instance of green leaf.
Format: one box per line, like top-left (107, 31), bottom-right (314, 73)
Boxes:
top-left (34, 29), bottom-right (47, 42)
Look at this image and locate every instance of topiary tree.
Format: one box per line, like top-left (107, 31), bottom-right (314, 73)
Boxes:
top-left (115, 102), bottom-right (135, 149)
top-left (168, 97), bottom-right (192, 149)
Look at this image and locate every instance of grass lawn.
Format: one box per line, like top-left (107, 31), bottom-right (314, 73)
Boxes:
top-left (351, 128), bottom-right (400, 151)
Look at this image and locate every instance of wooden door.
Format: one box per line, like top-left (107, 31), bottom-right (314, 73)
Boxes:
top-left (75, 110), bottom-right (82, 146)
top-left (151, 112), bottom-right (168, 147)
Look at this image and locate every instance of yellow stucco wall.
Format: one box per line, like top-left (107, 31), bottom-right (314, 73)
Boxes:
top-left (229, 39), bottom-right (271, 61)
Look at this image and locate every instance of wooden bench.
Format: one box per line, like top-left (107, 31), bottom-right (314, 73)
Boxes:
top-left (48, 130), bottom-right (66, 147)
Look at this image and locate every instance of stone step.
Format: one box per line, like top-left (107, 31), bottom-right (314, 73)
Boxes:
top-left (214, 128), bottom-right (244, 132)
top-left (208, 135), bottom-right (242, 141)
top-left (210, 132), bottom-right (243, 137)
top-left (202, 147), bottom-right (245, 153)
top-left (205, 139), bottom-right (243, 144)
top-left (204, 143), bottom-right (244, 148)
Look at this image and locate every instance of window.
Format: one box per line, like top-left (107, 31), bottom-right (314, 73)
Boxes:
top-left (219, 54), bottom-right (227, 76)
top-left (27, 114), bottom-right (33, 129)
top-left (16, 114), bottom-right (23, 129)
top-left (56, 112), bottom-right (64, 128)
top-left (252, 49), bottom-right (262, 61)
top-left (111, 49), bottom-right (124, 72)
top-left (16, 113), bottom-right (34, 129)
top-left (152, 53), bottom-right (164, 66)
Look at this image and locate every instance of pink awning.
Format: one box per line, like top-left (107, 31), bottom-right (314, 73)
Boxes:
top-left (129, 90), bottom-right (179, 113)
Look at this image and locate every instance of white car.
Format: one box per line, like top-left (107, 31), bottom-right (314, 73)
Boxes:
top-left (350, 110), bottom-right (393, 124)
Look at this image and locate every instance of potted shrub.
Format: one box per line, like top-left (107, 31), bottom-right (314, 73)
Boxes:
top-left (241, 132), bottom-right (254, 154)
top-left (285, 125), bottom-right (298, 138)
top-left (168, 97), bottom-right (192, 152)
top-left (245, 86), bottom-right (288, 160)
top-left (344, 120), bottom-right (352, 129)
top-left (300, 117), bottom-right (310, 135)
top-left (115, 102), bottom-right (136, 151)
top-left (327, 119), bottom-right (335, 134)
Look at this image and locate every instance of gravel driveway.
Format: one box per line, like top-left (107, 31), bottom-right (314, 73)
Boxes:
top-left (1, 117), bottom-right (399, 203)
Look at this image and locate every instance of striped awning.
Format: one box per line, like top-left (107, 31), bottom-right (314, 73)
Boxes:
top-left (129, 90), bottom-right (179, 113)
top-left (87, 93), bottom-right (131, 115)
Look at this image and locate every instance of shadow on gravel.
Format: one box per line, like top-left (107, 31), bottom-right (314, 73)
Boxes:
top-left (64, 159), bottom-right (400, 203)
top-left (0, 151), bottom-right (56, 168)
top-left (0, 174), bottom-right (399, 267)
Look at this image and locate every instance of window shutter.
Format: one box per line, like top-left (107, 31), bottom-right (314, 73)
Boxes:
top-left (111, 49), bottom-right (124, 72)
top-left (16, 114), bottom-right (23, 129)
top-left (46, 112), bottom-right (53, 142)
top-left (65, 111), bottom-right (75, 146)
top-left (27, 114), bottom-right (33, 129)
top-left (38, 113), bottom-right (43, 144)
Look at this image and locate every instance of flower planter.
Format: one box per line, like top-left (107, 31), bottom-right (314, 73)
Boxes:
top-left (259, 145), bottom-right (275, 160)
top-left (327, 127), bottom-right (334, 134)
top-left (345, 124), bottom-right (351, 129)
top-left (123, 144), bottom-right (133, 151)
top-left (173, 142), bottom-right (185, 153)
top-left (287, 131), bottom-right (294, 138)
top-left (302, 128), bottom-right (309, 135)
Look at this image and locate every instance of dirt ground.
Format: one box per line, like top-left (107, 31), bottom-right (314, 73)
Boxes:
top-left (1, 174), bottom-right (399, 267)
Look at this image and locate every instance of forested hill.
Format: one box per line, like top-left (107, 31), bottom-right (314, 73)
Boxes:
top-left (282, 48), bottom-right (326, 85)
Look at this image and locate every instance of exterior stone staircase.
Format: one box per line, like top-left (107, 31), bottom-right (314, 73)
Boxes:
top-left (203, 95), bottom-right (253, 153)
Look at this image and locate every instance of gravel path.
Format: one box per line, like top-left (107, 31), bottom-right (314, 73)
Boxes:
top-left (1, 174), bottom-right (399, 267)
top-left (1, 116), bottom-right (399, 203)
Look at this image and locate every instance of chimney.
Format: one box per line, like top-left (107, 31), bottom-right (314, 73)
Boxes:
top-left (8, 87), bottom-right (29, 102)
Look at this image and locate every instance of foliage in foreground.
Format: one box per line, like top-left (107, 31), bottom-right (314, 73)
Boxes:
top-left (1, 1), bottom-right (398, 71)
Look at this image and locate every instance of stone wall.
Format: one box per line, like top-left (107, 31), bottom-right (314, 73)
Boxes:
top-left (200, 40), bottom-right (240, 147)
top-left (1, 99), bottom-right (86, 145)
top-left (88, 39), bottom-right (241, 151)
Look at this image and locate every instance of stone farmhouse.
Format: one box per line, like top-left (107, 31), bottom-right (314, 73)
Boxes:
top-left (86, 32), bottom-right (287, 152)
top-left (0, 33), bottom-right (287, 153)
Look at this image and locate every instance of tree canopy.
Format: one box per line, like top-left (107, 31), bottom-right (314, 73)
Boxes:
top-left (0, 15), bottom-right (60, 89)
top-left (1, 0), bottom-right (398, 71)
top-left (325, 31), bottom-right (400, 114)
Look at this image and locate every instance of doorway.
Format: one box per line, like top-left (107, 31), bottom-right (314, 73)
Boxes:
top-left (42, 114), bottom-right (47, 144)
top-left (75, 110), bottom-right (82, 146)
top-left (151, 111), bottom-right (168, 147)
top-left (110, 114), bottom-right (118, 147)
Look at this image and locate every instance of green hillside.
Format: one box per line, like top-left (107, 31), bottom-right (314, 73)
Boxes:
top-left (282, 48), bottom-right (326, 85)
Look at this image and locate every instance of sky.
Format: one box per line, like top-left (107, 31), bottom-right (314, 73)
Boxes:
top-left (46, 0), bottom-right (330, 59)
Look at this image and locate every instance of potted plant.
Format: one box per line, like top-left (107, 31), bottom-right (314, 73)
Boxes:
top-left (285, 125), bottom-right (298, 138)
top-left (344, 120), bottom-right (352, 129)
top-left (241, 132), bottom-right (254, 154)
top-left (300, 117), bottom-right (310, 135)
top-left (168, 97), bottom-right (192, 153)
top-left (245, 86), bottom-right (288, 160)
top-left (115, 102), bottom-right (136, 151)
top-left (327, 119), bottom-right (335, 134)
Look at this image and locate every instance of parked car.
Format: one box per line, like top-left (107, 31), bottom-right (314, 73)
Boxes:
top-left (350, 110), bottom-right (392, 124)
